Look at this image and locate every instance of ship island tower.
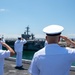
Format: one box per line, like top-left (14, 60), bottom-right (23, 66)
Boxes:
top-left (21, 26), bottom-right (35, 40)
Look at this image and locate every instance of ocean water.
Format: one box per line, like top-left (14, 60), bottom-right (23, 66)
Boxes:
top-left (3, 46), bottom-right (36, 60)
top-left (72, 62), bottom-right (75, 66)
top-left (12, 50), bottom-right (36, 60)
top-left (23, 50), bottom-right (35, 60)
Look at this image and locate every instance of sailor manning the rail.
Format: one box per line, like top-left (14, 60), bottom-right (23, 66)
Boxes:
top-left (0, 36), bottom-right (5, 50)
top-left (28, 24), bottom-right (75, 75)
top-left (14, 36), bottom-right (27, 68)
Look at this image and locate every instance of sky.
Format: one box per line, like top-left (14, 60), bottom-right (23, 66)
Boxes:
top-left (0, 0), bottom-right (75, 39)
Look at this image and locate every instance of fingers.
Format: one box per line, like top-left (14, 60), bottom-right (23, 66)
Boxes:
top-left (60, 35), bottom-right (68, 41)
top-left (0, 42), bottom-right (6, 47)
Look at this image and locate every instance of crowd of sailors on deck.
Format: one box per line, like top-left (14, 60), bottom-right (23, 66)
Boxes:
top-left (1, 25), bottom-right (75, 75)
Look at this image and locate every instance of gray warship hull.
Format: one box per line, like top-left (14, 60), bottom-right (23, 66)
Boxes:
top-left (5, 39), bottom-right (45, 51)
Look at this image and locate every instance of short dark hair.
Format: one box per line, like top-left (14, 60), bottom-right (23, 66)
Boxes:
top-left (0, 38), bottom-right (2, 40)
top-left (18, 38), bottom-right (21, 40)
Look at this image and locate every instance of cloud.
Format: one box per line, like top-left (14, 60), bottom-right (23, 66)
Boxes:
top-left (0, 33), bottom-right (21, 39)
top-left (0, 9), bottom-right (5, 12)
top-left (35, 34), bottom-right (45, 38)
top-left (35, 33), bottom-right (75, 39)
top-left (65, 34), bottom-right (75, 38)
top-left (0, 9), bottom-right (8, 12)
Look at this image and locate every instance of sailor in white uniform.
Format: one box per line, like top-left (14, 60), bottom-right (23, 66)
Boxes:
top-left (14, 36), bottom-right (27, 68)
top-left (28, 25), bottom-right (75, 75)
top-left (0, 42), bottom-right (15, 75)
top-left (0, 36), bottom-right (5, 50)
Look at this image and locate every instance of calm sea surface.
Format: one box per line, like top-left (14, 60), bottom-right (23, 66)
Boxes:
top-left (3, 47), bottom-right (36, 60)
top-left (12, 50), bottom-right (36, 60)
top-left (23, 50), bottom-right (35, 60)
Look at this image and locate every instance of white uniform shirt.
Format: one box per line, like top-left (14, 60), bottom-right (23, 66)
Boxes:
top-left (14, 39), bottom-right (27, 52)
top-left (28, 44), bottom-right (75, 75)
top-left (0, 50), bottom-right (10, 75)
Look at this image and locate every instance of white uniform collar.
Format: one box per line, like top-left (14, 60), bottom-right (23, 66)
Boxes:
top-left (46, 43), bottom-right (59, 46)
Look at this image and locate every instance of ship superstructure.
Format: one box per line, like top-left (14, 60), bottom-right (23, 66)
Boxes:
top-left (21, 26), bottom-right (35, 40)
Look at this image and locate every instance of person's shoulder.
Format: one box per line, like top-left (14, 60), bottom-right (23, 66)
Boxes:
top-left (65, 47), bottom-right (75, 50)
top-left (34, 47), bottom-right (45, 56)
top-left (0, 50), bottom-right (7, 54)
top-left (65, 47), bottom-right (75, 53)
top-left (0, 50), bottom-right (4, 52)
top-left (15, 40), bottom-right (19, 42)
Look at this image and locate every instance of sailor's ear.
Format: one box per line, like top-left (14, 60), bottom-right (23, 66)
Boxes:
top-left (58, 36), bottom-right (60, 42)
top-left (46, 36), bottom-right (47, 40)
